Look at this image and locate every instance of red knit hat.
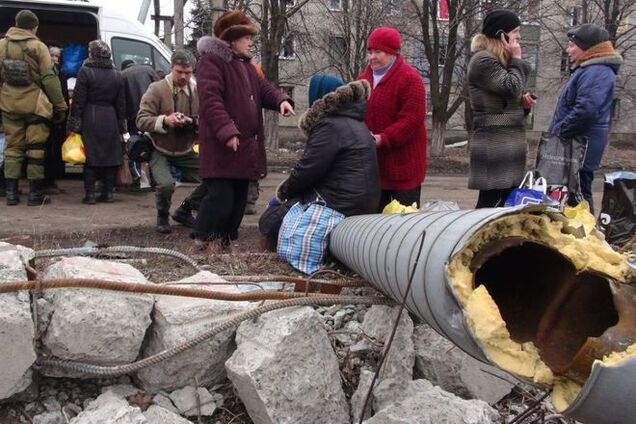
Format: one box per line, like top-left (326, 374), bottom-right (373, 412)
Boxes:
top-left (367, 27), bottom-right (401, 55)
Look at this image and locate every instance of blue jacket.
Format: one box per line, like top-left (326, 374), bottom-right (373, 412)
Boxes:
top-left (548, 50), bottom-right (622, 171)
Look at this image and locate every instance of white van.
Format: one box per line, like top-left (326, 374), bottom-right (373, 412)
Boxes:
top-left (0, 0), bottom-right (172, 74)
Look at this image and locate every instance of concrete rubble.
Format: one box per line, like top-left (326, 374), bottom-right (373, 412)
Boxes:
top-left (137, 271), bottom-right (252, 392)
top-left (0, 243), bottom-right (36, 400)
top-left (226, 306), bottom-right (350, 424)
top-left (413, 323), bottom-right (515, 403)
top-left (39, 257), bottom-right (154, 374)
top-left (0, 243), bottom-right (536, 422)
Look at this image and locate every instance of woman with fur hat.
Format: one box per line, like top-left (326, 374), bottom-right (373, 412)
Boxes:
top-left (466, 9), bottom-right (535, 208)
top-left (67, 40), bottom-right (126, 204)
top-left (260, 75), bottom-right (381, 250)
top-left (548, 23), bottom-right (622, 213)
top-left (194, 10), bottom-right (295, 251)
top-left (357, 26), bottom-right (427, 211)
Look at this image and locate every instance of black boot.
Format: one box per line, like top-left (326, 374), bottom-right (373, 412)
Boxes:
top-left (82, 191), bottom-right (96, 205)
top-left (172, 200), bottom-right (195, 228)
top-left (157, 211), bottom-right (171, 234)
top-left (0, 168), bottom-right (5, 197)
top-left (83, 167), bottom-right (97, 204)
top-left (27, 180), bottom-right (50, 206)
top-left (6, 178), bottom-right (19, 206)
top-left (97, 168), bottom-right (115, 203)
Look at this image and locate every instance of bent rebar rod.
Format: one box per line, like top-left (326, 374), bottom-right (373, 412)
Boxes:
top-left (33, 246), bottom-right (201, 270)
top-left (38, 295), bottom-right (392, 376)
top-left (0, 278), bottom-right (330, 301)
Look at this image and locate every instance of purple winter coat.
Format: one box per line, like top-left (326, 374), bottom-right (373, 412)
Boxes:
top-left (196, 36), bottom-right (290, 179)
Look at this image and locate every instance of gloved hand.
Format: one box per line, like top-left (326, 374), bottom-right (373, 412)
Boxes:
top-left (52, 109), bottom-right (67, 124)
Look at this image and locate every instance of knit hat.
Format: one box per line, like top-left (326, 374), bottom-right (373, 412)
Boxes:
top-left (482, 9), bottom-right (521, 38)
top-left (88, 40), bottom-right (111, 59)
top-left (15, 10), bottom-right (39, 30)
top-left (308, 74), bottom-right (344, 106)
top-left (367, 27), bottom-right (401, 55)
top-left (567, 23), bottom-right (610, 51)
top-left (214, 10), bottom-right (258, 42)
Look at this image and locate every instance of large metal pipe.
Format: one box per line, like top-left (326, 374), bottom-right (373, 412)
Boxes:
top-left (330, 208), bottom-right (636, 423)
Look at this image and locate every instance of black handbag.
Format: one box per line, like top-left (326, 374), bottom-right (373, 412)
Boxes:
top-left (535, 133), bottom-right (588, 198)
top-left (126, 133), bottom-right (154, 163)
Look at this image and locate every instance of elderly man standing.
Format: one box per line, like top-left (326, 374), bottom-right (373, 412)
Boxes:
top-left (0, 10), bottom-right (67, 206)
top-left (549, 24), bottom-right (622, 213)
top-left (136, 50), bottom-right (207, 233)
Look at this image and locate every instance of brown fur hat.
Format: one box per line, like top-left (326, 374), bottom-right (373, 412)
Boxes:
top-left (214, 10), bottom-right (258, 42)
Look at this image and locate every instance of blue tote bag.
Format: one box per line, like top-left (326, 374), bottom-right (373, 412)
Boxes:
top-left (277, 198), bottom-right (345, 274)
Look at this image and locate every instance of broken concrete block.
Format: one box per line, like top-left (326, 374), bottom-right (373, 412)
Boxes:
top-left (413, 323), bottom-right (515, 403)
top-left (70, 391), bottom-right (146, 424)
top-left (0, 244), bottom-right (36, 400)
top-left (137, 271), bottom-right (252, 393)
top-left (361, 305), bottom-right (414, 382)
top-left (226, 306), bottom-right (349, 424)
top-left (143, 405), bottom-right (191, 424)
top-left (169, 386), bottom-right (217, 417)
top-left (39, 257), bottom-right (154, 373)
top-left (32, 411), bottom-right (64, 424)
top-left (363, 382), bottom-right (499, 424)
top-left (151, 392), bottom-right (179, 415)
top-left (350, 369), bottom-right (374, 423)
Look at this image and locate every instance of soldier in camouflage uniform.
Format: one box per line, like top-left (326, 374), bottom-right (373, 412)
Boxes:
top-left (0, 10), bottom-right (67, 206)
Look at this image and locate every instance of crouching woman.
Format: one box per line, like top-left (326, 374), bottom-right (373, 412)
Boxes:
top-left (261, 75), bottom-right (380, 250)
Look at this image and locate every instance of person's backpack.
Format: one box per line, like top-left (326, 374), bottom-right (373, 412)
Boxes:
top-left (1, 40), bottom-right (34, 87)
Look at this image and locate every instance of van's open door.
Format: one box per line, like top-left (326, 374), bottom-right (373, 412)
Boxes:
top-left (0, 0), bottom-right (100, 46)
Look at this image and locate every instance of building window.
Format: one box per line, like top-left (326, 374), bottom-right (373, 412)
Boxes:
top-left (382, 0), bottom-right (401, 16)
top-left (329, 36), bottom-right (347, 64)
top-left (612, 98), bottom-right (621, 121)
top-left (281, 86), bottom-right (294, 100)
top-left (438, 0), bottom-right (448, 20)
top-left (280, 33), bottom-right (295, 59)
top-left (568, 7), bottom-right (581, 26)
top-left (328, 0), bottom-right (342, 11)
top-left (560, 49), bottom-right (570, 75)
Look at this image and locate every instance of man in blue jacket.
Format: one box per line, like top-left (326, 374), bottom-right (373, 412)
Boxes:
top-left (548, 23), bottom-right (622, 213)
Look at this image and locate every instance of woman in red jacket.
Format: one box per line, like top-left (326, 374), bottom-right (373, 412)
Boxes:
top-left (358, 27), bottom-right (427, 211)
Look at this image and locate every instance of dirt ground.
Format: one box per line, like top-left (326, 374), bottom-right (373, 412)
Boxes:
top-left (0, 140), bottom-right (632, 267)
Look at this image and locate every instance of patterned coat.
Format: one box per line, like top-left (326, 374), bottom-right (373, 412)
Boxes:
top-left (358, 55), bottom-right (427, 191)
top-left (467, 50), bottom-right (531, 190)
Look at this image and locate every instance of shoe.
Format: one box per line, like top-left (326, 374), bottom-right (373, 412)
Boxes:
top-left (97, 192), bottom-right (114, 203)
top-left (156, 212), bottom-right (171, 234)
top-left (129, 179), bottom-right (141, 192)
top-left (27, 180), bottom-right (50, 206)
top-left (172, 201), bottom-right (195, 227)
top-left (42, 182), bottom-right (61, 195)
top-left (82, 193), bottom-right (96, 205)
top-left (6, 179), bottom-right (19, 206)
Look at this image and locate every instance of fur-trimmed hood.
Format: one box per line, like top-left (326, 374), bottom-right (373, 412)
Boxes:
top-left (299, 79), bottom-right (371, 136)
top-left (197, 35), bottom-right (234, 63)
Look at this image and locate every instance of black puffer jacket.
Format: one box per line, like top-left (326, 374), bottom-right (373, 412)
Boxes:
top-left (278, 80), bottom-right (380, 216)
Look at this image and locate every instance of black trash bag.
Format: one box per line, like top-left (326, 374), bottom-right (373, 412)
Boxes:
top-left (535, 133), bottom-right (588, 199)
top-left (598, 171), bottom-right (636, 248)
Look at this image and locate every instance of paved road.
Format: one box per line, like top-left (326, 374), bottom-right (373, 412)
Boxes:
top-left (0, 172), bottom-right (604, 237)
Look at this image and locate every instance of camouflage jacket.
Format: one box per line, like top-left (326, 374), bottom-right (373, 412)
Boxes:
top-left (0, 27), bottom-right (67, 118)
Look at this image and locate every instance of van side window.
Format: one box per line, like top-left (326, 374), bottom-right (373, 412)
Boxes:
top-left (111, 37), bottom-right (170, 74)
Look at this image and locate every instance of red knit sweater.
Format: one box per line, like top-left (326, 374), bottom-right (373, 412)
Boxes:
top-left (358, 55), bottom-right (427, 191)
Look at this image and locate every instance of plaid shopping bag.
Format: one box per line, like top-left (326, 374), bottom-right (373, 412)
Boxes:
top-left (277, 200), bottom-right (345, 274)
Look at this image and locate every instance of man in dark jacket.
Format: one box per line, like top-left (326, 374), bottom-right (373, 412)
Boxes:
top-left (136, 50), bottom-right (207, 233)
top-left (121, 60), bottom-right (160, 190)
top-left (548, 23), bottom-right (622, 213)
top-left (194, 10), bottom-right (294, 251)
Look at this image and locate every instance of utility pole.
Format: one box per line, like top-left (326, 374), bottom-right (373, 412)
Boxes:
top-left (174, 0), bottom-right (184, 48)
top-left (210, 0), bottom-right (225, 22)
top-left (153, 0), bottom-right (161, 36)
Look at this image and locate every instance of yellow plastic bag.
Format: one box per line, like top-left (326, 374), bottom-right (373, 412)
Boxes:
top-left (563, 201), bottom-right (596, 236)
top-left (382, 199), bottom-right (419, 214)
top-left (61, 133), bottom-right (86, 164)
